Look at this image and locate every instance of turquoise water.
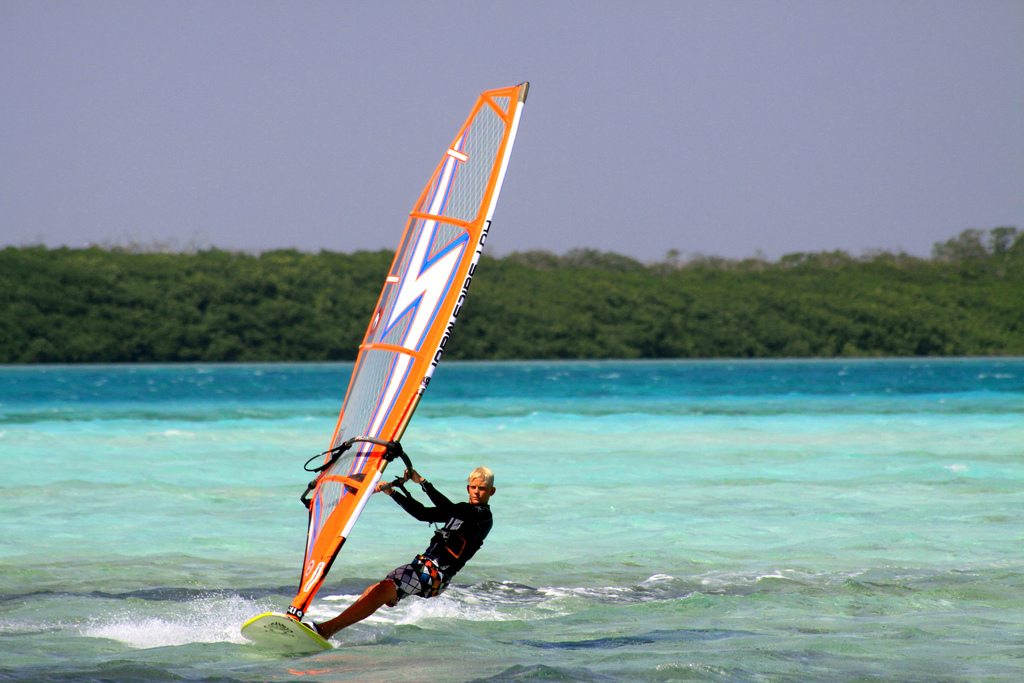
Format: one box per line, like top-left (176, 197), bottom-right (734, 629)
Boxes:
top-left (1, 359), bottom-right (1022, 682)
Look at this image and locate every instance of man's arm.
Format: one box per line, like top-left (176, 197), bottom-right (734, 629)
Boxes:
top-left (377, 478), bottom-right (446, 524)
top-left (420, 481), bottom-right (456, 510)
top-left (405, 468), bottom-right (456, 512)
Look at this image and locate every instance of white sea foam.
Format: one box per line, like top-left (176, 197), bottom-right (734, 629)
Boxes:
top-left (640, 573), bottom-right (676, 585)
top-left (539, 585), bottom-right (633, 600)
top-left (81, 595), bottom-right (267, 648)
top-left (698, 567), bottom-right (819, 589)
top-left (313, 586), bottom-right (513, 628)
top-left (396, 591), bottom-right (507, 624)
top-left (160, 429), bottom-right (195, 438)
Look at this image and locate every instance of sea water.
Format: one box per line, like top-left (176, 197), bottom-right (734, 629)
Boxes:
top-left (1, 359), bottom-right (1022, 682)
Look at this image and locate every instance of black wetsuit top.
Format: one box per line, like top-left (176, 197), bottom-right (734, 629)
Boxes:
top-left (390, 481), bottom-right (492, 576)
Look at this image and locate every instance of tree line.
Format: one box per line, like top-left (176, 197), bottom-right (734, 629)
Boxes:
top-left (1, 227), bottom-right (1021, 364)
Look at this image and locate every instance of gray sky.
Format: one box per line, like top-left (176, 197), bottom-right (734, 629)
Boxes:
top-left (2, 1), bottom-right (1022, 262)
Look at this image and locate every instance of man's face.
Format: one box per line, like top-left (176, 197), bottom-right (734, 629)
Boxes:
top-left (467, 477), bottom-right (495, 505)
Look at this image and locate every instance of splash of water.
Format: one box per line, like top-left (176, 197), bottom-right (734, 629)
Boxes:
top-left (81, 595), bottom-right (270, 648)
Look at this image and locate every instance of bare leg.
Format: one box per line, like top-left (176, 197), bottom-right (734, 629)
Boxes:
top-left (315, 580), bottom-right (398, 639)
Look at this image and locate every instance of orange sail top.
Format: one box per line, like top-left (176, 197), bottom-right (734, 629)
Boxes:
top-left (288, 83), bottom-right (528, 619)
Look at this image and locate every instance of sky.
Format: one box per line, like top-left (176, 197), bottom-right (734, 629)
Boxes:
top-left (2, 1), bottom-right (1022, 262)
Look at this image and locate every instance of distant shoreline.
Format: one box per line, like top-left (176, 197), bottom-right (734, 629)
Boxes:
top-left (2, 227), bottom-right (1021, 364)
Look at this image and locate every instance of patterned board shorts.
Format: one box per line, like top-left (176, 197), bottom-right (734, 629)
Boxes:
top-left (385, 555), bottom-right (450, 605)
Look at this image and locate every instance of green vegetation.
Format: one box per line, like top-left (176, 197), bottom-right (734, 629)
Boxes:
top-left (2, 228), bottom-right (1022, 363)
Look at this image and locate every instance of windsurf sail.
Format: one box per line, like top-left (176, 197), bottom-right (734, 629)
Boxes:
top-left (287, 83), bottom-right (529, 620)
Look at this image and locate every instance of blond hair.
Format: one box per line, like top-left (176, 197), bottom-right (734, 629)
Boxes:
top-left (468, 466), bottom-right (494, 487)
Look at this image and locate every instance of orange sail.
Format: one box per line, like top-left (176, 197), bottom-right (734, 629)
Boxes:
top-left (287, 83), bottom-right (529, 620)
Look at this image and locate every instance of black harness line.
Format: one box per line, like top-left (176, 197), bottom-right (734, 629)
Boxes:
top-left (300, 437), bottom-right (412, 509)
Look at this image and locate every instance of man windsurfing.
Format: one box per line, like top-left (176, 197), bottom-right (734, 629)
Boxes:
top-left (309, 464), bottom-right (496, 639)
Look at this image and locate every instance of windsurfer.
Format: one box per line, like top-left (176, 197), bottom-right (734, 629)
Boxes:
top-left (311, 466), bottom-right (496, 639)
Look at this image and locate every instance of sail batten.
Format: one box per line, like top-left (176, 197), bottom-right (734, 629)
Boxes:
top-left (286, 83), bottom-right (528, 620)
